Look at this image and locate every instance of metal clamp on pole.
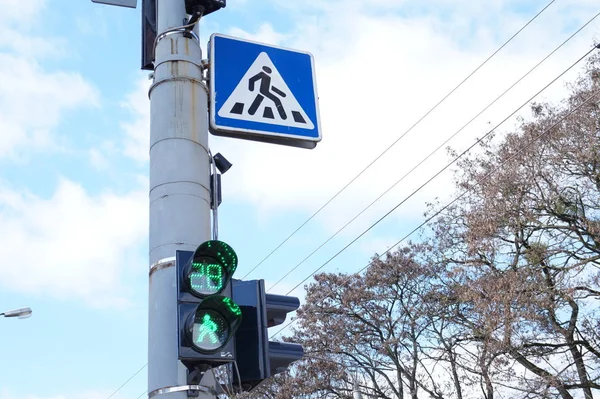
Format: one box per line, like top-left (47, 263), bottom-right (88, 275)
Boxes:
top-left (148, 385), bottom-right (213, 398)
top-left (154, 29), bottom-right (200, 55)
top-left (149, 257), bottom-right (176, 277)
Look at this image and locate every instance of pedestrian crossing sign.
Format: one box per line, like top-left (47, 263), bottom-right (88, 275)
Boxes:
top-left (209, 34), bottom-right (322, 149)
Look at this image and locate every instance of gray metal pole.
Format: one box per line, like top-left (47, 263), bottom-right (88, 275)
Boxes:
top-left (148, 0), bottom-right (213, 397)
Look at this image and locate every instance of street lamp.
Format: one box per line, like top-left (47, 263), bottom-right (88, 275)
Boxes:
top-left (1, 307), bottom-right (32, 319)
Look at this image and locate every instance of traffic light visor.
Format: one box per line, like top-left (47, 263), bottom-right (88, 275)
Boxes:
top-left (185, 240), bottom-right (238, 297)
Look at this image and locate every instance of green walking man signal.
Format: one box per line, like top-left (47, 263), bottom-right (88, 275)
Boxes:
top-left (195, 314), bottom-right (219, 344)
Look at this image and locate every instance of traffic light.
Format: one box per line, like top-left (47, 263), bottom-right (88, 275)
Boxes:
top-left (232, 279), bottom-right (304, 392)
top-left (177, 240), bottom-right (242, 369)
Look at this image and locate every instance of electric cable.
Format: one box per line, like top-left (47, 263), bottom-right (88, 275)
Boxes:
top-left (281, 93), bottom-right (600, 394)
top-left (112, 4), bottom-right (571, 396)
top-left (115, 21), bottom-right (593, 399)
top-left (279, 44), bottom-right (598, 297)
top-left (241, 0), bottom-right (557, 280)
top-left (266, 12), bottom-right (600, 292)
top-left (273, 87), bottom-right (600, 337)
top-left (233, 360), bottom-right (243, 394)
top-left (152, 12), bottom-right (202, 60)
top-left (105, 363), bottom-right (147, 399)
top-left (271, 56), bottom-right (600, 339)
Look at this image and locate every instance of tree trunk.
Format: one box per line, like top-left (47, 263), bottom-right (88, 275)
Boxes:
top-left (566, 337), bottom-right (593, 399)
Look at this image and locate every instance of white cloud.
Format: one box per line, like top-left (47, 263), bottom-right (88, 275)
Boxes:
top-left (0, 28), bottom-right (68, 59)
top-left (0, 0), bottom-right (46, 24)
top-left (0, 1), bottom-right (100, 160)
top-left (76, 8), bottom-right (109, 38)
top-left (216, 2), bottom-right (599, 229)
top-left (120, 77), bottom-right (151, 162)
top-left (0, 54), bottom-right (100, 159)
top-left (0, 393), bottom-right (64, 399)
top-left (0, 178), bottom-right (147, 308)
top-left (89, 148), bottom-right (110, 170)
top-left (119, 1), bottom-right (600, 241)
top-left (228, 23), bottom-right (289, 46)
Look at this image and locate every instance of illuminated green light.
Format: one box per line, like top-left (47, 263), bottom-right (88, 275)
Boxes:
top-left (191, 310), bottom-right (228, 352)
top-left (188, 261), bottom-right (226, 296)
top-left (185, 241), bottom-right (238, 298)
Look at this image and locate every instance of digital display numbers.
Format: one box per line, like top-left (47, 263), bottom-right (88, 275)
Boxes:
top-left (188, 260), bottom-right (226, 296)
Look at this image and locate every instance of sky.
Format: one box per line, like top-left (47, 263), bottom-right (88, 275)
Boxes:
top-left (0, 0), bottom-right (599, 398)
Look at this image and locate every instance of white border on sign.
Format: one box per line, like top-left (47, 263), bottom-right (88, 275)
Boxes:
top-left (208, 33), bottom-right (322, 145)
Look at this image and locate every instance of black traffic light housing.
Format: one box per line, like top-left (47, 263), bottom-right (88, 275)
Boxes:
top-left (176, 241), bottom-right (242, 369)
top-left (232, 279), bottom-right (304, 391)
top-left (141, 0), bottom-right (156, 70)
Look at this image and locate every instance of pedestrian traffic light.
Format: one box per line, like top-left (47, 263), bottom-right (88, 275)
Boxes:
top-left (177, 240), bottom-right (242, 368)
top-left (232, 279), bottom-right (304, 392)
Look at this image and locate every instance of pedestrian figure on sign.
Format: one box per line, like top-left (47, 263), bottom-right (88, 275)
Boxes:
top-left (248, 66), bottom-right (288, 120)
top-left (196, 314), bottom-right (220, 345)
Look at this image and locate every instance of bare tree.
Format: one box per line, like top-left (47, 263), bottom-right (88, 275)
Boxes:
top-left (243, 51), bottom-right (600, 399)
top-left (428, 53), bottom-right (600, 399)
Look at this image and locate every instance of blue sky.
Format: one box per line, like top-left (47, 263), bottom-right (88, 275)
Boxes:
top-left (1, 0), bottom-right (599, 398)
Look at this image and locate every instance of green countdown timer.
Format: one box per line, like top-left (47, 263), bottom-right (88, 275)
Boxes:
top-left (185, 240), bottom-right (238, 298)
top-left (188, 261), bottom-right (226, 296)
top-left (190, 309), bottom-right (229, 352)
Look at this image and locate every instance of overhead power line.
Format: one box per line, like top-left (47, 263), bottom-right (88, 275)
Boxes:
top-left (104, 362), bottom-right (147, 399)
top-left (242, 0), bottom-right (557, 280)
top-left (282, 44), bottom-right (598, 297)
top-left (273, 85), bottom-right (600, 338)
top-left (109, 3), bottom-right (568, 396)
top-left (271, 45), bottom-right (600, 338)
top-left (267, 11), bottom-right (600, 292)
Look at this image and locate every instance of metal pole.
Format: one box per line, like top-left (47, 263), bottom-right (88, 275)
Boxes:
top-left (148, 0), bottom-right (213, 397)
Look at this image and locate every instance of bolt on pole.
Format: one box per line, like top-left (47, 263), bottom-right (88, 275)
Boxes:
top-left (148, 0), bottom-right (213, 397)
